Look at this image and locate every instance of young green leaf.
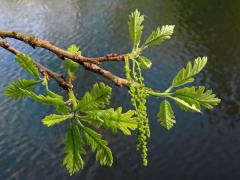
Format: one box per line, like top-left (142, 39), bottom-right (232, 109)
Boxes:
top-left (170, 96), bottom-right (201, 113)
top-left (172, 57), bottom-right (207, 88)
top-left (23, 90), bottom-right (60, 105)
top-left (81, 125), bottom-right (113, 166)
top-left (80, 113), bottom-right (104, 127)
top-left (77, 82), bottom-right (111, 112)
top-left (157, 99), bottom-right (176, 130)
top-left (42, 114), bottom-right (73, 127)
top-left (68, 90), bottom-right (78, 110)
top-left (18, 88), bottom-right (69, 113)
top-left (139, 56), bottom-right (152, 69)
top-left (15, 53), bottom-right (40, 79)
top-left (101, 107), bottom-right (137, 135)
top-left (175, 86), bottom-right (221, 109)
top-left (67, 44), bottom-right (81, 55)
top-left (141, 25), bottom-right (174, 49)
top-left (4, 79), bottom-right (36, 100)
top-left (46, 89), bottom-right (64, 100)
top-left (83, 107), bottom-right (137, 135)
top-left (64, 44), bottom-right (80, 79)
top-left (128, 9), bottom-right (144, 49)
top-left (55, 105), bottom-right (70, 114)
top-left (63, 124), bottom-right (86, 176)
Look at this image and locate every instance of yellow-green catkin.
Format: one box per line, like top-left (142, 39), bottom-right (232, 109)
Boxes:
top-left (125, 57), bottom-right (150, 166)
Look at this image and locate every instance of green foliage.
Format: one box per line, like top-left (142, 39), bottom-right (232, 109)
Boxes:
top-left (101, 108), bottom-right (137, 135)
top-left (64, 44), bottom-right (80, 80)
top-left (18, 88), bottom-right (69, 113)
top-left (145, 56), bottom-right (220, 132)
top-left (128, 9), bottom-right (144, 49)
top-left (46, 88), bottom-right (64, 100)
top-left (42, 114), bottom-right (73, 127)
top-left (4, 79), bottom-right (36, 100)
top-left (62, 83), bottom-right (135, 174)
top-left (170, 96), bottom-right (201, 112)
top-left (15, 53), bottom-right (40, 79)
top-left (77, 82), bottom-right (111, 112)
top-left (175, 86), bottom-right (221, 109)
top-left (68, 90), bottom-right (78, 110)
top-left (81, 125), bottom-right (113, 166)
top-left (139, 56), bottom-right (152, 69)
top-left (63, 124), bottom-right (85, 175)
top-left (157, 99), bottom-right (176, 130)
top-left (3, 9), bottom-right (221, 176)
top-left (83, 108), bottom-right (137, 135)
top-left (171, 57), bottom-right (207, 88)
top-left (141, 25), bottom-right (175, 49)
top-left (80, 111), bottom-right (104, 127)
top-left (125, 9), bottom-right (220, 166)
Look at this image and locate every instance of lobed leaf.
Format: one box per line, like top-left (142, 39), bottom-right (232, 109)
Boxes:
top-left (15, 53), bottom-right (40, 79)
top-left (77, 82), bottom-right (111, 112)
top-left (42, 114), bottom-right (73, 127)
top-left (172, 57), bottom-right (207, 88)
top-left (81, 126), bottom-right (113, 166)
top-left (83, 107), bottom-right (137, 135)
top-left (141, 25), bottom-right (174, 49)
top-left (128, 9), bottom-right (144, 49)
top-left (175, 86), bottom-right (221, 109)
top-left (102, 107), bottom-right (137, 135)
top-left (80, 113), bottom-right (104, 128)
top-left (63, 124), bottom-right (86, 175)
top-left (46, 89), bottom-right (64, 100)
top-left (18, 88), bottom-right (69, 113)
top-left (157, 99), bottom-right (176, 130)
top-left (170, 96), bottom-right (201, 113)
top-left (4, 79), bottom-right (36, 100)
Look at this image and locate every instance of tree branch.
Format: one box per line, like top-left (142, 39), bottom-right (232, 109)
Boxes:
top-left (0, 40), bottom-right (73, 90)
top-left (0, 29), bottom-right (126, 64)
top-left (0, 30), bottom-right (129, 88)
top-left (82, 62), bottom-right (128, 87)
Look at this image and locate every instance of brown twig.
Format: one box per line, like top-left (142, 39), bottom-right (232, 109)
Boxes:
top-left (0, 31), bottom-right (129, 88)
top-left (0, 30), bottom-right (127, 64)
top-left (0, 40), bottom-right (73, 90)
top-left (82, 62), bottom-right (128, 87)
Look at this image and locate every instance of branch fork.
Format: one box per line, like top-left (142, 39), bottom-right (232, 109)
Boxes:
top-left (0, 29), bottom-right (129, 90)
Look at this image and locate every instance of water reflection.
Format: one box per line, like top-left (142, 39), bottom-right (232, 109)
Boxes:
top-left (174, 0), bottom-right (240, 127)
top-left (0, 0), bottom-right (240, 180)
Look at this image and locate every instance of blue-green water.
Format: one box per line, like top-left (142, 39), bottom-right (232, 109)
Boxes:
top-left (0, 0), bottom-right (240, 179)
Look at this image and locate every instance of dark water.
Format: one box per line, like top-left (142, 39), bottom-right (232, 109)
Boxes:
top-left (0, 0), bottom-right (240, 179)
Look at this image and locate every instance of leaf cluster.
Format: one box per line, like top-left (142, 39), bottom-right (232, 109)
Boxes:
top-left (3, 9), bottom-right (221, 176)
top-left (156, 57), bottom-right (221, 130)
top-left (126, 9), bottom-right (176, 165)
top-left (5, 50), bottom-right (137, 175)
top-left (126, 9), bottom-right (220, 164)
top-left (43, 82), bottom-right (136, 175)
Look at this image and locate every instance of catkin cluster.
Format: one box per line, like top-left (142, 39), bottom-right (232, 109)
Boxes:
top-left (125, 58), bottom-right (150, 166)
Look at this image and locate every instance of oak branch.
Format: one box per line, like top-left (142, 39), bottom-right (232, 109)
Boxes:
top-left (0, 29), bottom-right (129, 90)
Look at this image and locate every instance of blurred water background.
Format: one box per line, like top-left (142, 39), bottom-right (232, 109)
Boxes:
top-left (0, 0), bottom-right (240, 179)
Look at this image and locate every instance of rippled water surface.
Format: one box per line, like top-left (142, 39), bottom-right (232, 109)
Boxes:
top-left (0, 0), bottom-right (240, 179)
